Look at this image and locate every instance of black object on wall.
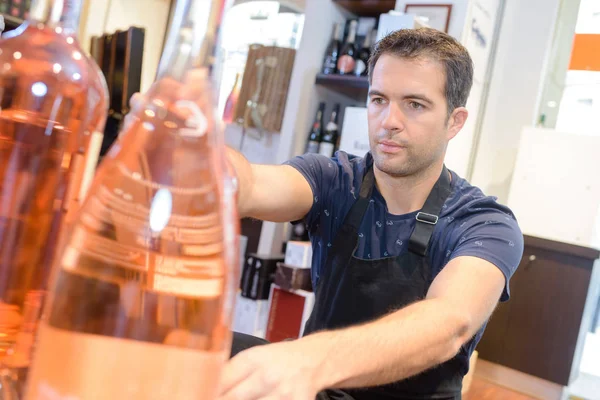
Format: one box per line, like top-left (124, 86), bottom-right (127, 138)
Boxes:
top-left (90, 27), bottom-right (145, 158)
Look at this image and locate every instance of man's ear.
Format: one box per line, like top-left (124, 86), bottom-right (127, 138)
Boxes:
top-left (447, 107), bottom-right (468, 141)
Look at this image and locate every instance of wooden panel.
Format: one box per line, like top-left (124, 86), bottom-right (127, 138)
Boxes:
top-left (234, 45), bottom-right (296, 133)
top-left (333, 0), bottom-right (396, 17)
top-left (463, 377), bottom-right (538, 400)
top-left (569, 34), bottom-right (600, 72)
top-left (524, 235), bottom-right (600, 261)
top-left (477, 237), bottom-right (596, 386)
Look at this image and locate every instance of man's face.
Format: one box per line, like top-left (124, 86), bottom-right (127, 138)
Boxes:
top-left (367, 54), bottom-right (466, 177)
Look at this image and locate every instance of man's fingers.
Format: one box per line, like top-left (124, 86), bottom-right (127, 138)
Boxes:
top-left (129, 92), bottom-right (144, 108)
top-left (219, 356), bottom-right (256, 395)
top-left (219, 371), bottom-right (265, 400)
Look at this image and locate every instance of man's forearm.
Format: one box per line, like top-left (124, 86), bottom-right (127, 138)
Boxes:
top-left (225, 147), bottom-right (254, 218)
top-left (302, 298), bottom-right (472, 391)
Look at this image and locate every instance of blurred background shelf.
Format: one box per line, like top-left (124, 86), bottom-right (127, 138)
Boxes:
top-left (332, 0), bottom-right (396, 17)
top-left (315, 73), bottom-right (369, 89)
top-left (315, 73), bottom-right (369, 99)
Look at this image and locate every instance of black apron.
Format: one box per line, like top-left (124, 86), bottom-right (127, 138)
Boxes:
top-left (305, 163), bottom-right (465, 400)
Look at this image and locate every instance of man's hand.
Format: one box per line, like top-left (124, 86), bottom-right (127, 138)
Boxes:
top-left (218, 339), bottom-right (326, 400)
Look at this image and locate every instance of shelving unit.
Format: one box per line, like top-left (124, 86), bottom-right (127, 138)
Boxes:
top-left (315, 73), bottom-right (369, 100)
top-left (333, 0), bottom-right (396, 17)
top-left (2, 14), bottom-right (23, 32)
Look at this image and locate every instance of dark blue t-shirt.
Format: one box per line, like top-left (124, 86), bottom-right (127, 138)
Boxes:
top-left (285, 151), bottom-right (524, 302)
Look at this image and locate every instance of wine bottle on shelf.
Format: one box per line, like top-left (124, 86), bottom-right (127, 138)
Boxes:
top-left (222, 72), bottom-right (241, 124)
top-left (319, 103), bottom-right (340, 158)
top-left (337, 20), bottom-right (358, 75)
top-left (322, 23), bottom-right (342, 75)
top-left (0, 0), bottom-right (108, 395)
top-left (26, 0), bottom-right (237, 399)
top-left (354, 29), bottom-right (375, 77)
top-left (290, 221), bottom-right (310, 242)
top-left (306, 102), bottom-right (325, 154)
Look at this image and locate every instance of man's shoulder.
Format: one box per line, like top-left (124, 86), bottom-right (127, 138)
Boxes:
top-left (284, 150), bottom-right (368, 191)
top-left (442, 170), bottom-right (514, 220)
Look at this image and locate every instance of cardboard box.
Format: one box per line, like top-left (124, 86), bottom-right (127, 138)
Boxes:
top-left (241, 254), bottom-right (284, 300)
top-left (233, 294), bottom-right (270, 339)
top-left (284, 241), bottom-right (312, 268)
top-left (275, 262), bottom-right (312, 292)
top-left (265, 285), bottom-right (315, 342)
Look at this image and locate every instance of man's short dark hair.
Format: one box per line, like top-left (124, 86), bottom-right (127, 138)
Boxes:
top-left (369, 28), bottom-right (474, 116)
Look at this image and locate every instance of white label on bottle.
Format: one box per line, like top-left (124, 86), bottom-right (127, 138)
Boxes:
top-left (319, 142), bottom-right (335, 157)
top-left (174, 100), bottom-right (208, 137)
top-left (307, 141), bottom-right (319, 153)
top-left (355, 60), bottom-right (367, 76)
top-left (337, 55), bottom-right (356, 74)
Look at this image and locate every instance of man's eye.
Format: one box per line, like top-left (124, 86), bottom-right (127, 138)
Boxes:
top-left (409, 101), bottom-right (424, 110)
top-left (372, 97), bottom-right (385, 105)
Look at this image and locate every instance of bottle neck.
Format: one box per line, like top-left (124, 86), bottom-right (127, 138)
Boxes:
top-left (30, 0), bottom-right (82, 34)
top-left (157, 0), bottom-right (229, 83)
top-left (363, 31), bottom-right (372, 49)
top-left (330, 109), bottom-right (339, 124)
top-left (332, 23), bottom-right (341, 42)
top-left (347, 22), bottom-right (357, 44)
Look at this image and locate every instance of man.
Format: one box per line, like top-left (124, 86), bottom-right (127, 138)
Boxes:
top-left (129, 27), bottom-right (523, 400)
top-left (217, 28), bottom-right (523, 400)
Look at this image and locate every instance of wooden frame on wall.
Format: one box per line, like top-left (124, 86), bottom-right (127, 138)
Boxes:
top-left (404, 4), bottom-right (453, 33)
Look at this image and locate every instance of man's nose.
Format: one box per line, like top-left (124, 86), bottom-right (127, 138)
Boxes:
top-left (381, 102), bottom-right (405, 132)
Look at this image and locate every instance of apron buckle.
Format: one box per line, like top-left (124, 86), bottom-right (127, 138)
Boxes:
top-left (416, 212), bottom-right (438, 225)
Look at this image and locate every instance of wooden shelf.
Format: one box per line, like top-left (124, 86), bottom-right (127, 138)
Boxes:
top-left (315, 73), bottom-right (369, 100)
top-left (333, 0), bottom-right (396, 17)
top-left (315, 73), bottom-right (369, 89)
top-left (2, 14), bottom-right (24, 31)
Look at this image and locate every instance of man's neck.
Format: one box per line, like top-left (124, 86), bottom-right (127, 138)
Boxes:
top-left (373, 162), bottom-right (445, 216)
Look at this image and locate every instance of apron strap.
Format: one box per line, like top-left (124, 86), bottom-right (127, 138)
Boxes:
top-left (408, 166), bottom-right (452, 257)
top-left (341, 166), bottom-right (376, 232)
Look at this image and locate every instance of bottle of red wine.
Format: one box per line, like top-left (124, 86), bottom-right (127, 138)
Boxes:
top-left (322, 23), bottom-right (342, 75)
top-left (354, 29), bottom-right (375, 77)
top-left (306, 102), bottom-right (325, 154)
top-left (337, 20), bottom-right (358, 75)
top-left (319, 103), bottom-right (340, 157)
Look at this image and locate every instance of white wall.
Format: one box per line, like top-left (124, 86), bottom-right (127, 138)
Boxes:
top-left (470, 0), bottom-right (562, 203)
top-left (537, 0), bottom-right (582, 129)
top-left (395, 0), bottom-right (470, 40)
top-left (79, 0), bottom-right (172, 93)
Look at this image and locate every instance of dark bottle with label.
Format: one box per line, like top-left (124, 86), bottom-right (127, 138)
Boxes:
top-left (322, 23), bottom-right (342, 75)
top-left (306, 102), bottom-right (325, 154)
top-left (337, 20), bottom-right (358, 75)
top-left (355, 29), bottom-right (375, 77)
top-left (290, 221), bottom-right (310, 241)
top-left (319, 103), bottom-right (340, 157)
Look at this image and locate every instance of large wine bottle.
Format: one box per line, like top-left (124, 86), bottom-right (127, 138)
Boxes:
top-left (25, 0), bottom-right (237, 399)
top-left (319, 103), bottom-right (340, 158)
top-left (337, 20), bottom-right (358, 75)
top-left (306, 102), bottom-right (325, 154)
top-left (354, 29), bottom-right (375, 77)
top-left (322, 23), bottom-right (342, 75)
top-left (0, 0), bottom-right (108, 394)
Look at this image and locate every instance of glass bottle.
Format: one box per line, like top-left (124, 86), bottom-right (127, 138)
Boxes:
top-left (0, 0), bottom-right (108, 394)
top-left (26, 0), bottom-right (237, 398)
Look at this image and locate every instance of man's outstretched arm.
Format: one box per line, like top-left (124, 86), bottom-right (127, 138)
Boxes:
top-left (219, 256), bottom-right (505, 400)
